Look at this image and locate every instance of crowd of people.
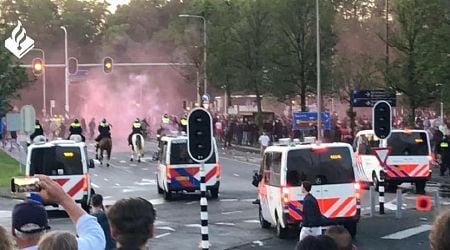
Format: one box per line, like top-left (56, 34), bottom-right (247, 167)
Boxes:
top-left (0, 175), bottom-right (156, 250)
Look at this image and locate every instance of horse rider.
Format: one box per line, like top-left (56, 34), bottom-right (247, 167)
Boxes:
top-left (29, 120), bottom-right (44, 145)
top-left (95, 118), bottom-right (112, 150)
top-left (179, 114), bottom-right (188, 132)
top-left (68, 118), bottom-right (85, 142)
top-left (128, 118), bottom-right (144, 150)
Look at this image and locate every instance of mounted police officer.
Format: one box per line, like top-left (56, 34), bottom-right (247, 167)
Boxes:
top-left (68, 119), bottom-right (85, 142)
top-left (95, 118), bottom-right (111, 149)
top-left (29, 120), bottom-right (44, 145)
top-left (179, 114), bottom-right (188, 132)
top-left (437, 134), bottom-right (450, 176)
top-left (128, 118), bottom-right (144, 147)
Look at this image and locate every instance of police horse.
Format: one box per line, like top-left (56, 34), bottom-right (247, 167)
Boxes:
top-left (97, 138), bottom-right (112, 167)
top-left (131, 134), bottom-right (144, 162)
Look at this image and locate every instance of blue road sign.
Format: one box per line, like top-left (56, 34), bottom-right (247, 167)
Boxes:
top-left (292, 112), bottom-right (331, 131)
top-left (352, 89), bottom-right (396, 107)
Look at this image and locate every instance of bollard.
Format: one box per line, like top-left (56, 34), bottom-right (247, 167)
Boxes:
top-left (379, 171), bottom-right (385, 215)
top-left (434, 191), bottom-right (441, 214)
top-left (199, 163), bottom-right (209, 250)
top-left (369, 186), bottom-right (376, 217)
top-left (396, 189), bottom-right (402, 219)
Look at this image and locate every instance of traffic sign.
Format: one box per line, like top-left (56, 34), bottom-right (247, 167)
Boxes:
top-left (6, 112), bottom-right (20, 132)
top-left (292, 112), bottom-right (331, 131)
top-left (352, 89), bottom-right (396, 107)
top-left (20, 105), bottom-right (36, 133)
top-left (372, 147), bottom-right (391, 166)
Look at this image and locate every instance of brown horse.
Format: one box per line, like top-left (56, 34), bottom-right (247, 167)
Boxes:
top-left (97, 137), bottom-right (112, 167)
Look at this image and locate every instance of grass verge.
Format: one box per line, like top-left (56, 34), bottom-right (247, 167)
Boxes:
top-left (0, 150), bottom-right (23, 187)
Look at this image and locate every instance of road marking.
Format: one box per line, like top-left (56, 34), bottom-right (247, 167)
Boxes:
top-left (119, 160), bottom-right (126, 163)
top-left (155, 226), bottom-right (176, 232)
top-left (220, 156), bottom-right (259, 166)
top-left (130, 164), bottom-right (137, 167)
top-left (244, 220), bottom-right (260, 223)
top-left (155, 233), bottom-right (171, 239)
top-left (185, 201), bottom-right (196, 205)
top-left (185, 224), bottom-right (201, 228)
top-left (221, 211), bottom-right (242, 215)
top-left (220, 199), bottom-right (238, 202)
top-left (104, 178), bottom-right (109, 181)
top-left (104, 196), bottom-right (112, 199)
top-left (233, 173), bottom-right (240, 177)
top-left (93, 174), bottom-right (98, 177)
top-left (0, 211), bottom-right (10, 218)
top-left (241, 198), bottom-right (257, 202)
top-left (91, 183), bottom-right (100, 188)
top-left (142, 168), bottom-right (149, 170)
top-left (215, 222), bottom-right (235, 226)
top-left (111, 157), bottom-right (117, 160)
top-left (147, 198), bottom-right (165, 205)
top-left (115, 183), bottom-right (120, 186)
top-left (381, 224), bottom-right (432, 239)
top-left (252, 241), bottom-right (264, 246)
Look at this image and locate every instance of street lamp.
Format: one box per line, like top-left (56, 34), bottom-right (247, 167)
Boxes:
top-left (178, 14), bottom-right (208, 96)
top-left (60, 26), bottom-right (69, 117)
top-left (316, 0), bottom-right (322, 141)
top-left (31, 48), bottom-right (46, 115)
top-left (436, 83), bottom-right (444, 123)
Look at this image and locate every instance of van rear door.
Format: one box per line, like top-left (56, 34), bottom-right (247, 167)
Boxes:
top-left (29, 146), bottom-right (86, 201)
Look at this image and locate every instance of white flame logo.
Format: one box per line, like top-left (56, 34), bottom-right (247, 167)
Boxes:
top-left (4, 20), bottom-right (35, 59)
top-left (11, 21), bottom-right (27, 50)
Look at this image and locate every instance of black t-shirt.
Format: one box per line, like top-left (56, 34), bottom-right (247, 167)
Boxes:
top-left (302, 193), bottom-right (322, 227)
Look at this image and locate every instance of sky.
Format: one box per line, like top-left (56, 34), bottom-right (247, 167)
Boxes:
top-left (105, 0), bottom-right (131, 13)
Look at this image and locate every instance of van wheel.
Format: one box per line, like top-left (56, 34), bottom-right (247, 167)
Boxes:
top-left (415, 181), bottom-right (426, 195)
top-left (157, 183), bottom-right (164, 194)
top-left (372, 173), bottom-right (379, 191)
top-left (163, 189), bottom-right (172, 201)
top-left (276, 215), bottom-right (289, 239)
top-left (344, 222), bottom-right (357, 238)
top-left (259, 205), bottom-right (271, 229)
top-left (210, 188), bottom-right (219, 199)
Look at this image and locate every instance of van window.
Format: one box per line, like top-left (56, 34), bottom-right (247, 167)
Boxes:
top-left (30, 146), bottom-right (83, 175)
top-left (286, 147), bottom-right (354, 186)
top-left (169, 141), bottom-right (216, 164)
top-left (387, 132), bottom-right (429, 156)
top-left (269, 152), bottom-right (282, 186)
top-left (263, 153), bottom-right (272, 184)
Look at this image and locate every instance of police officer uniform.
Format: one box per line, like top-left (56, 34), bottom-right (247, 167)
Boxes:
top-left (68, 119), bottom-right (85, 142)
top-left (30, 120), bottom-right (44, 141)
top-left (128, 119), bottom-right (144, 146)
top-left (96, 119), bottom-right (111, 142)
top-left (437, 136), bottom-right (450, 176)
top-left (180, 115), bottom-right (188, 132)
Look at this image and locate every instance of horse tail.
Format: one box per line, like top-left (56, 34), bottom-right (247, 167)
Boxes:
top-left (136, 135), bottom-right (143, 151)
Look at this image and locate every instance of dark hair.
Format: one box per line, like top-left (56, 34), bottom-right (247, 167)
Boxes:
top-left (296, 235), bottom-right (338, 250)
top-left (325, 226), bottom-right (353, 250)
top-left (430, 209), bottom-right (450, 250)
top-left (91, 194), bottom-right (103, 208)
top-left (302, 181), bottom-right (312, 192)
top-left (107, 198), bottom-right (156, 248)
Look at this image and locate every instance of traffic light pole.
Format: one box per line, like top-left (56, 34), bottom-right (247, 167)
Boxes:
top-left (200, 162), bottom-right (209, 250)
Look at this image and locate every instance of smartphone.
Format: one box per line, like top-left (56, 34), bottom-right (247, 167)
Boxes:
top-left (11, 177), bottom-right (41, 193)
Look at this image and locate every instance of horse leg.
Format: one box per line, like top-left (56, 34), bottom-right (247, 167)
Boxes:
top-left (106, 148), bottom-right (111, 167)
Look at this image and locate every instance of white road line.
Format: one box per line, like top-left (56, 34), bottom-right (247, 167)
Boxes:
top-left (155, 226), bottom-right (176, 232)
top-left (221, 211), bottom-right (242, 215)
top-left (93, 174), bottom-right (98, 177)
top-left (185, 224), bottom-right (201, 228)
top-left (233, 173), bottom-right (240, 177)
top-left (147, 198), bottom-right (165, 206)
top-left (241, 198), bottom-right (257, 202)
top-left (220, 199), bottom-right (238, 202)
top-left (185, 201), bottom-right (196, 205)
top-left (91, 183), bottom-right (100, 188)
top-left (155, 233), bottom-right (171, 239)
top-left (115, 183), bottom-right (120, 186)
top-left (0, 211), bottom-right (10, 218)
top-left (104, 178), bottom-right (109, 181)
top-left (220, 156), bottom-right (259, 166)
top-left (119, 160), bottom-right (126, 163)
top-left (244, 220), bottom-right (260, 223)
top-left (381, 225), bottom-right (432, 239)
top-left (130, 164), bottom-right (137, 167)
top-left (103, 196), bottom-right (112, 199)
top-left (215, 222), bottom-right (235, 226)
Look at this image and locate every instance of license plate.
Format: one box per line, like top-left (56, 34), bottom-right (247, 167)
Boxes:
top-left (175, 176), bottom-right (189, 181)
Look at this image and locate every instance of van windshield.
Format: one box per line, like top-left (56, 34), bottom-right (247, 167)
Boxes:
top-left (387, 132), bottom-right (429, 156)
top-left (170, 141), bottom-right (216, 165)
top-left (29, 146), bottom-right (83, 175)
top-left (286, 147), bottom-right (354, 186)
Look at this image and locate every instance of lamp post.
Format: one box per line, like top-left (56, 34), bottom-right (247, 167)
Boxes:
top-left (60, 26), bottom-right (69, 117)
top-left (316, 0), bottom-right (322, 141)
top-left (436, 83), bottom-right (444, 123)
top-left (179, 14), bottom-right (208, 95)
top-left (32, 48), bottom-right (46, 115)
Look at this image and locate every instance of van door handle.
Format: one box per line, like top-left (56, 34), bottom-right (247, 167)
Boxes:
top-left (323, 189), bottom-right (329, 192)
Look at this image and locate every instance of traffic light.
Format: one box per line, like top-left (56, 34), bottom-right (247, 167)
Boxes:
top-left (68, 57), bottom-right (78, 75)
top-left (187, 108), bottom-right (213, 163)
top-left (103, 57), bottom-right (113, 73)
top-left (373, 101), bottom-right (392, 139)
top-left (32, 58), bottom-right (43, 76)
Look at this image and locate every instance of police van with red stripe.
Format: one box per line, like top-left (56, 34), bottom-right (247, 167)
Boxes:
top-left (353, 129), bottom-right (432, 194)
top-left (258, 141), bottom-right (360, 238)
top-left (155, 134), bottom-right (220, 200)
top-left (26, 139), bottom-right (96, 211)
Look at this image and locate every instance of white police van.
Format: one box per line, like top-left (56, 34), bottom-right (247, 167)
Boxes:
top-left (258, 141), bottom-right (360, 238)
top-left (26, 138), bottom-right (96, 211)
top-left (155, 134), bottom-right (220, 200)
top-left (353, 129), bottom-right (432, 193)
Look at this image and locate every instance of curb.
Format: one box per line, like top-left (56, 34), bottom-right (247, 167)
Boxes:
top-left (0, 188), bottom-right (26, 200)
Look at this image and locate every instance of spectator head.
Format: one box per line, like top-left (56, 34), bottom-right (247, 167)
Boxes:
top-left (325, 226), bottom-right (353, 250)
top-left (302, 181), bottom-right (312, 194)
top-left (107, 197), bottom-right (156, 249)
top-left (91, 194), bottom-right (104, 210)
top-left (0, 225), bottom-right (14, 250)
top-left (296, 235), bottom-right (338, 250)
top-left (429, 209), bottom-right (450, 250)
top-left (12, 200), bottom-right (51, 248)
top-left (38, 231), bottom-right (77, 250)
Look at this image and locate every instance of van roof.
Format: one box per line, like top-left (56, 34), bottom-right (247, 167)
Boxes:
top-left (356, 129), bottom-right (428, 137)
top-left (28, 139), bottom-right (85, 149)
top-left (265, 142), bottom-right (352, 153)
top-left (161, 135), bottom-right (188, 141)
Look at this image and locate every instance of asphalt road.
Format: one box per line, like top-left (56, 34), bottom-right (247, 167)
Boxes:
top-left (0, 140), bottom-right (448, 250)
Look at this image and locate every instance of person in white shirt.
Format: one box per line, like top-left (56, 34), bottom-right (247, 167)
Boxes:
top-left (258, 132), bottom-right (270, 155)
top-left (12, 175), bottom-right (106, 250)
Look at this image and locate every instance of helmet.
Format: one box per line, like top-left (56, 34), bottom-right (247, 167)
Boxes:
top-left (35, 119), bottom-right (40, 124)
top-left (74, 119), bottom-right (79, 123)
top-left (102, 118), bottom-right (107, 123)
top-left (135, 118), bottom-right (140, 123)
